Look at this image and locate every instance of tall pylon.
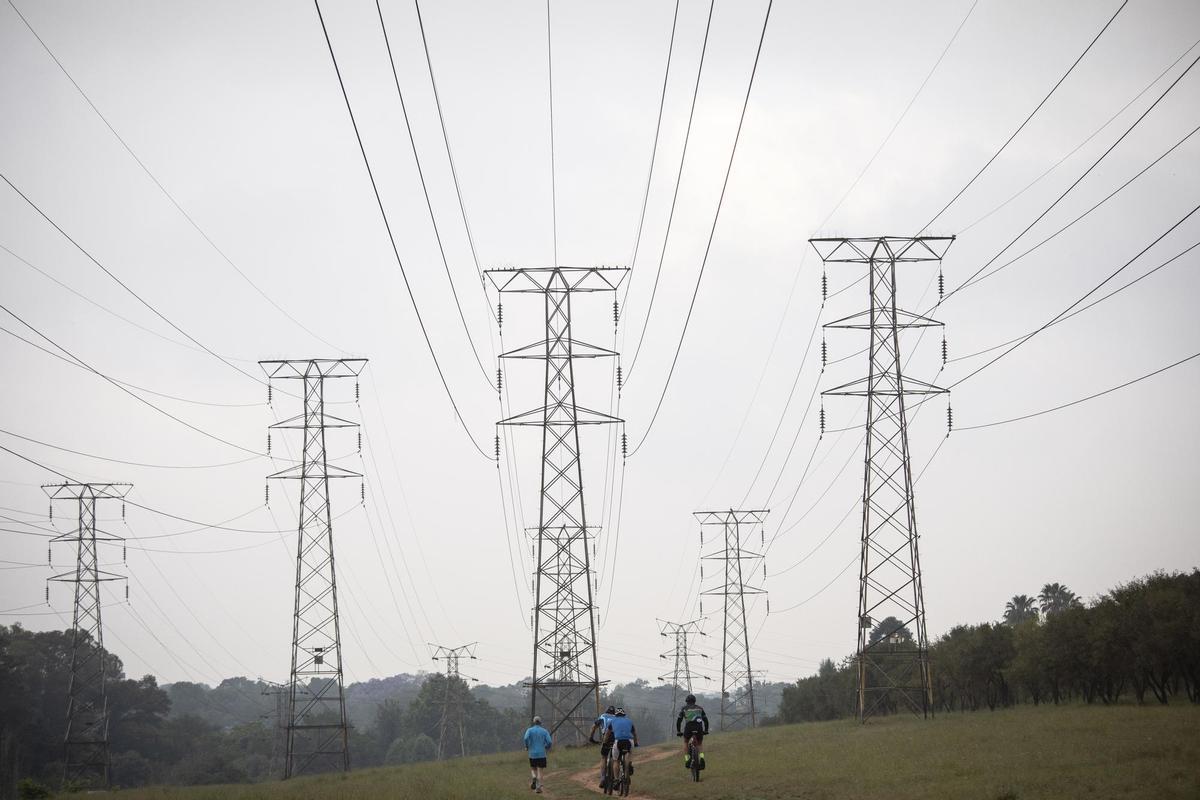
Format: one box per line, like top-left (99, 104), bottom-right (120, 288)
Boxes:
top-left (262, 358), bottom-right (367, 778)
top-left (430, 643), bottom-right (478, 760)
top-left (694, 510), bottom-right (768, 732)
top-left (44, 481), bottom-right (131, 790)
top-left (810, 236), bottom-right (953, 722)
top-left (488, 265), bottom-right (627, 744)
top-left (657, 619), bottom-right (709, 714)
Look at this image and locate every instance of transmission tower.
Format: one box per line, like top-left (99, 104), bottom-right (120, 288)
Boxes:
top-left (262, 358), bottom-right (367, 778)
top-left (430, 643), bottom-right (478, 760)
top-left (694, 510), bottom-right (767, 731)
top-left (44, 481), bottom-right (131, 790)
top-left (488, 265), bottom-right (627, 744)
top-left (810, 235), bottom-right (953, 722)
top-left (657, 619), bottom-right (709, 714)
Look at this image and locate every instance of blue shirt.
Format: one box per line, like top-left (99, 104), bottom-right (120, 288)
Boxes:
top-left (595, 712), bottom-right (615, 734)
top-left (607, 716), bottom-right (635, 742)
top-left (523, 725), bottom-right (552, 759)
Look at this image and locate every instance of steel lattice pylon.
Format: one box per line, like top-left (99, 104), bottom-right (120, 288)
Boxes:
top-left (44, 482), bottom-right (131, 790)
top-left (263, 358), bottom-right (367, 777)
top-left (430, 643), bottom-right (477, 759)
top-left (658, 619), bottom-right (708, 714)
top-left (489, 266), bottom-right (626, 744)
top-left (811, 236), bottom-right (953, 722)
top-left (694, 510), bottom-right (767, 732)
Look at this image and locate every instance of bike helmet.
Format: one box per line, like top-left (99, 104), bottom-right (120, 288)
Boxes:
top-left (605, 705), bottom-right (616, 715)
top-left (685, 694), bottom-right (696, 704)
top-left (614, 707), bottom-right (626, 716)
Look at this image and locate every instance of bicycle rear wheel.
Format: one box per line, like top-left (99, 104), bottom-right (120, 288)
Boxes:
top-left (690, 740), bottom-right (701, 782)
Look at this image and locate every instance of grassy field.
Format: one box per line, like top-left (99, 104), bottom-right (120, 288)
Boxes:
top-left (107, 704), bottom-right (1200, 799)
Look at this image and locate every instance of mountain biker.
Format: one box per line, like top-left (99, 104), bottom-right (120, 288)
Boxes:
top-left (588, 705), bottom-right (618, 788)
top-left (603, 707), bottom-right (639, 779)
top-left (676, 694), bottom-right (709, 770)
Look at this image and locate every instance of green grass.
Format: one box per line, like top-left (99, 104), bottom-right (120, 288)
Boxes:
top-left (105, 704), bottom-right (1200, 799)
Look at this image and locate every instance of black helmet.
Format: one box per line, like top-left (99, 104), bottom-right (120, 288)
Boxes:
top-left (614, 707), bottom-right (626, 716)
top-left (605, 705), bottom-right (616, 715)
top-left (685, 694), bottom-right (696, 705)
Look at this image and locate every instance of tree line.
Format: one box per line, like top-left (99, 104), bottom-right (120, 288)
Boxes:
top-left (778, 570), bottom-right (1200, 724)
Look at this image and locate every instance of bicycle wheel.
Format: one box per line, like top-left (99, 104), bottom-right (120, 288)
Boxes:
top-left (603, 756), bottom-right (614, 796)
top-left (620, 753), bottom-right (630, 797)
top-left (690, 740), bottom-right (701, 782)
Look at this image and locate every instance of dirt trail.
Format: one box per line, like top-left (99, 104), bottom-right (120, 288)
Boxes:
top-left (565, 745), bottom-right (676, 799)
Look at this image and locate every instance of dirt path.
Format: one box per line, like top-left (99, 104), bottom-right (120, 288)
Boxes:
top-left (565, 744), bottom-right (676, 799)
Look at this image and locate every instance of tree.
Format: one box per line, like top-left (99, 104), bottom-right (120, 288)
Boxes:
top-left (1039, 583), bottom-right (1082, 618)
top-left (868, 616), bottom-right (914, 646)
top-left (1003, 595), bottom-right (1039, 626)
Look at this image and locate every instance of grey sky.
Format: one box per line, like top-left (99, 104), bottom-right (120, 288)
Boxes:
top-left (2, 0), bottom-right (1198, 691)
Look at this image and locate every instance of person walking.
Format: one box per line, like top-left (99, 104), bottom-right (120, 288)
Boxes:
top-left (522, 716), bottom-right (553, 794)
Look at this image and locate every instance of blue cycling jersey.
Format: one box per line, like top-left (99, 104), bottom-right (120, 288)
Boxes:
top-left (595, 712), bottom-right (616, 733)
top-left (607, 716), bottom-right (635, 741)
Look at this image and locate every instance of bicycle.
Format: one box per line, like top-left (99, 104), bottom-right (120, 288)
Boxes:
top-left (611, 744), bottom-right (632, 797)
top-left (679, 731), bottom-right (702, 782)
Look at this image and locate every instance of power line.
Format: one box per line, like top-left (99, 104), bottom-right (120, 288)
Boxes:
top-left (312, 0), bottom-right (491, 460)
top-left (629, 0), bottom-right (774, 457)
top-left (944, 50), bottom-right (1200, 301)
top-left (958, 351), bottom-right (1200, 431)
top-left (623, 0), bottom-right (716, 383)
top-left (919, 0), bottom-right (1130, 231)
top-left (957, 121), bottom-right (1200, 293)
top-left (0, 173), bottom-right (273, 390)
top-left (0, 302), bottom-right (263, 456)
top-left (957, 35), bottom-right (1200, 236)
top-left (0, 322), bottom-right (262, 408)
top-left (6, 0), bottom-right (348, 355)
top-left (0, 426), bottom-right (262, 471)
top-left (950, 201), bottom-right (1200, 388)
top-left (952, 238), bottom-right (1200, 365)
top-left (375, 0), bottom-right (494, 388)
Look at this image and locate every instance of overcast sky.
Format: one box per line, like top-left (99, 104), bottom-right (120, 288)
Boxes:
top-left (2, 0), bottom-right (1198, 693)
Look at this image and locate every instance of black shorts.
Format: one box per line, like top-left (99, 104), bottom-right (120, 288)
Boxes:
top-left (600, 741), bottom-right (612, 757)
top-left (529, 757), bottom-right (547, 768)
top-left (683, 725), bottom-right (705, 744)
top-left (615, 739), bottom-right (632, 754)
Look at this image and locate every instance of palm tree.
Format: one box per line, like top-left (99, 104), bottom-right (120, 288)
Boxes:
top-left (1038, 582), bottom-right (1081, 617)
top-left (1003, 594), bottom-right (1038, 626)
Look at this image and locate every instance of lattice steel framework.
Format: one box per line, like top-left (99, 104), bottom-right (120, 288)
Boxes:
top-left (431, 643), bottom-right (478, 759)
top-left (488, 266), bottom-right (626, 744)
top-left (811, 236), bottom-right (953, 722)
top-left (694, 510), bottom-right (767, 731)
top-left (44, 482), bottom-right (131, 790)
top-left (263, 358), bottom-right (367, 777)
top-left (658, 619), bottom-right (708, 714)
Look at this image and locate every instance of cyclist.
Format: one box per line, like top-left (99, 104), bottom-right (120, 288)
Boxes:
top-left (676, 694), bottom-right (709, 770)
top-left (588, 705), bottom-right (618, 788)
top-left (604, 707), bottom-right (640, 781)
